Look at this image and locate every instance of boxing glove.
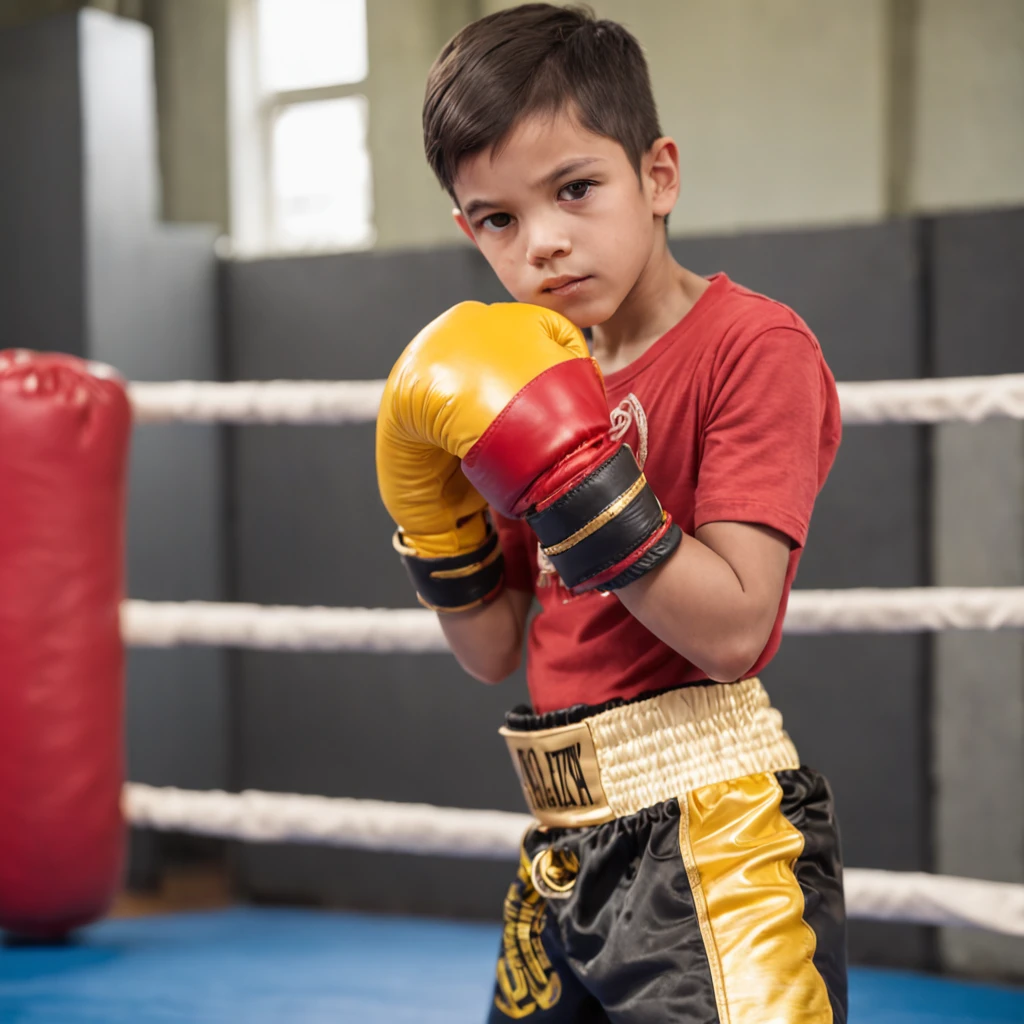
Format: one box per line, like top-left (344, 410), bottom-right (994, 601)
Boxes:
top-left (0, 350), bottom-right (130, 938)
top-left (376, 302), bottom-right (680, 606)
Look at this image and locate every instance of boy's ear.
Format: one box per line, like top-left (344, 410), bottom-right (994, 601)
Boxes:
top-left (453, 208), bottom-right (478, 247)
top-left (646, 137), bottom-right (680, 218)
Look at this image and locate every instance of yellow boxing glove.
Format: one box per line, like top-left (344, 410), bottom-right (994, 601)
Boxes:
top-left (376, 301), bottom-right (589, 610)
top-left (377, 301), bottom-right (681, 611)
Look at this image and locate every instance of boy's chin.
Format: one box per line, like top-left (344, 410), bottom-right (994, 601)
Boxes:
top-left (521, 294), bottom-right (615, 331)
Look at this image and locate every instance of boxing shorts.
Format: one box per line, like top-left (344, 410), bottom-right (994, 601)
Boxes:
top-left (489, 678), bottom-right (847, 1023)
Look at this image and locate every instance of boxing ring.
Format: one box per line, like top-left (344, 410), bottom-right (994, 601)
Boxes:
top-left (3, 369), bottom-right (1024, 1022)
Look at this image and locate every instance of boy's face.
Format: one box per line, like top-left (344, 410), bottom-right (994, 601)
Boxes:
top-left (452, 111), bottom-right (674, 329)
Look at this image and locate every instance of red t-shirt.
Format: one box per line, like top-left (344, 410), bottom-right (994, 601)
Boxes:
top-left (496, 273), bottom-right (842, 714)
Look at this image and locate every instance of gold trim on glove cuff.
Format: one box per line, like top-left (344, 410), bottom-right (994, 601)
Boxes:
top-left (540, 472), bottom-right (649, 557)
top-left (430, 543), bottom-right (503, 579)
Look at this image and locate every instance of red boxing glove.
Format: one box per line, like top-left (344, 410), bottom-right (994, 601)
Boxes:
top-left (466, 356), bottom-right (679, 594)
top-left (0, 351), bottom-right (131, 938)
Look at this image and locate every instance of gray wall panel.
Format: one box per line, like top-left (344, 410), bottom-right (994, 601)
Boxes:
top-left (931, 209), bottom-right (1024, 976)
top-left (225, 246), bottom-right (505, 380)
top-left (931, 208), bottom-right (1024, 377)
top-left (0, 13), bottom-right (85, 353)
top-left (238, 652), bottom-right (525, 811)
top-left (671, 221), bottom-right (921, 380)
top-left (225, 246), bottom-right (527, 915)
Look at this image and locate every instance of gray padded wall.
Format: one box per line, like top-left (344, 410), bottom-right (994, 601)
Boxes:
top-left (225, 224), bottom-right (933, 964)
top-left (671, 225), bottom-right (933, 968)
top-left (0, 12), bottom-right (85, 354)
top-left (0, 11), bottom-right (227, 881)
top-left (930, 209), bottom-right (1024, 976)
top-left (224, 248), bottom-right (532, 916)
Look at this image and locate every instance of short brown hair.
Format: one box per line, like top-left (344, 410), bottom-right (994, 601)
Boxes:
top-left (423, 4), bottom-right (662, 199)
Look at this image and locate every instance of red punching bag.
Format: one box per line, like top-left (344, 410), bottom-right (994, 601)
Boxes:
top-left (0, 350), bottom-right (130, 938)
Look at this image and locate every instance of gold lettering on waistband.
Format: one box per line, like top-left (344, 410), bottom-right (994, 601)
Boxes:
top-left (499, 721), bottom-right (614, 828)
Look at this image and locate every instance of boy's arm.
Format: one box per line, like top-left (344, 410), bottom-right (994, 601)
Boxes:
top-left (439, 587), bottom-right (533, 683)
top-left (618, 326), bottom-right (840, 682)
top-left (616, 521), bottom-right (790, 683)
top-left (443, 519), bottom-right (789, 686)
top-left (440, 510), bottom-right (534, 684)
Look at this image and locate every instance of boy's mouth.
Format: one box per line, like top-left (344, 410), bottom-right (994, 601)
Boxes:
top-left (542, 275), bottom-right (592, 296)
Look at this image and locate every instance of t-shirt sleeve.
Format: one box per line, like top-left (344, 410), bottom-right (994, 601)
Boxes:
top-left (493, 510), bottom-right (537, 593)
top-left (694, 327), bottom-right (840, 548)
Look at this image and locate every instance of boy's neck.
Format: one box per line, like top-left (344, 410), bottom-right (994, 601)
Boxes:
top-left (589, 237), bottom-right (708, 376)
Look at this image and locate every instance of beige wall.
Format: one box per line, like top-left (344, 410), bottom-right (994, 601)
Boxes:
top-left (585, 0), bottom-right (889, 234)
top-left (147, 0), bottom-right (229, 227)
top-left (912, 0), bottom-right (1024, 212)
top-left (368, 0), bottom-right (1024, 249)
top-left (372, 0), bottom-right (892, 245)
top-left (365, 0), bottom-right (478, 249)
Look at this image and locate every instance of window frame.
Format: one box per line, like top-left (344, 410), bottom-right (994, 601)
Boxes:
top-left (227, 0), bottom-right (373, 257)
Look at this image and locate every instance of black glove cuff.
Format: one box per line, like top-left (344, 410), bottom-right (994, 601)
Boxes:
top-left (602, 521), bottom-right (683, 590)
top-left (394, 524), bottom-right (505, 612)
top-left (526, 446), bottom-right (667, 591)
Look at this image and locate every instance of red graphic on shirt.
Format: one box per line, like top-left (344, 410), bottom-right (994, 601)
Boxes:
top-left (609, 393), bottom-right (648, 470)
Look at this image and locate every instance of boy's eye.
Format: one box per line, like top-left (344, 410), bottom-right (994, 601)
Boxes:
top-left (558, 180), bottom-right (593, 202)
top-left (481, 212), bottom-right (513, 232)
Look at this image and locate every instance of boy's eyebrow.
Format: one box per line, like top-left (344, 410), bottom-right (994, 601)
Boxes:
top-left (462, 196), bottom-right (500, 220)
top-left (461, 157), bottom-right (604, 220)
top-left (531, 157), bottom-right (604, 190)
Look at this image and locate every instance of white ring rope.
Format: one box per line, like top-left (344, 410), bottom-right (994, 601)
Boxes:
top-left (123, 372), bottom-right (1024, 941)
top-left (123, 783), bottom-right (1024, 936)
top-left (130, 380), bottom-right (385, 425)
top-left (843, 869), bottom-right (1024, 935)
top-left (837, 373), bottom-right (1024, 425)
top-left (122, 601), bottom-right (444, 652)
top-left (783, 587), bottom-right (1024, 633)
top-left (121, 588), bottom-right (1024, 650)
top-left (124, 784), bottom-right (527, 860)
top-left (128, 373), bottom-right (1024, 426)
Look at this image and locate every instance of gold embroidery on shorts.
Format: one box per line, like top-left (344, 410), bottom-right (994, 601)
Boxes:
top-left (493, 852), bottom-right (563, 1018)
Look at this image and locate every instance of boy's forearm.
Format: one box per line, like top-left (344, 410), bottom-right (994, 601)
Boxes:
top-left (616, 524), bottom-right (789, 683)
top-left (438, 588), bottom-right (530, 684)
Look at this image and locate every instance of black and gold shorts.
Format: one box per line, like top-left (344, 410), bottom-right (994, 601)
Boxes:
top-left (489, 679), bottom-right (848, 1023)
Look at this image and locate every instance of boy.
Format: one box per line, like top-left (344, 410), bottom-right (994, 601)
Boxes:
top-left (375, 5), bottom-right (845, 1021)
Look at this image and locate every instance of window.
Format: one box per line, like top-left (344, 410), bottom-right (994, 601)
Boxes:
top-left (229, 0), bottom-right (374, 255)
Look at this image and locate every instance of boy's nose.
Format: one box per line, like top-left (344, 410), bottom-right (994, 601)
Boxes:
top-left (526, 222), bottom-right (572, 264)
